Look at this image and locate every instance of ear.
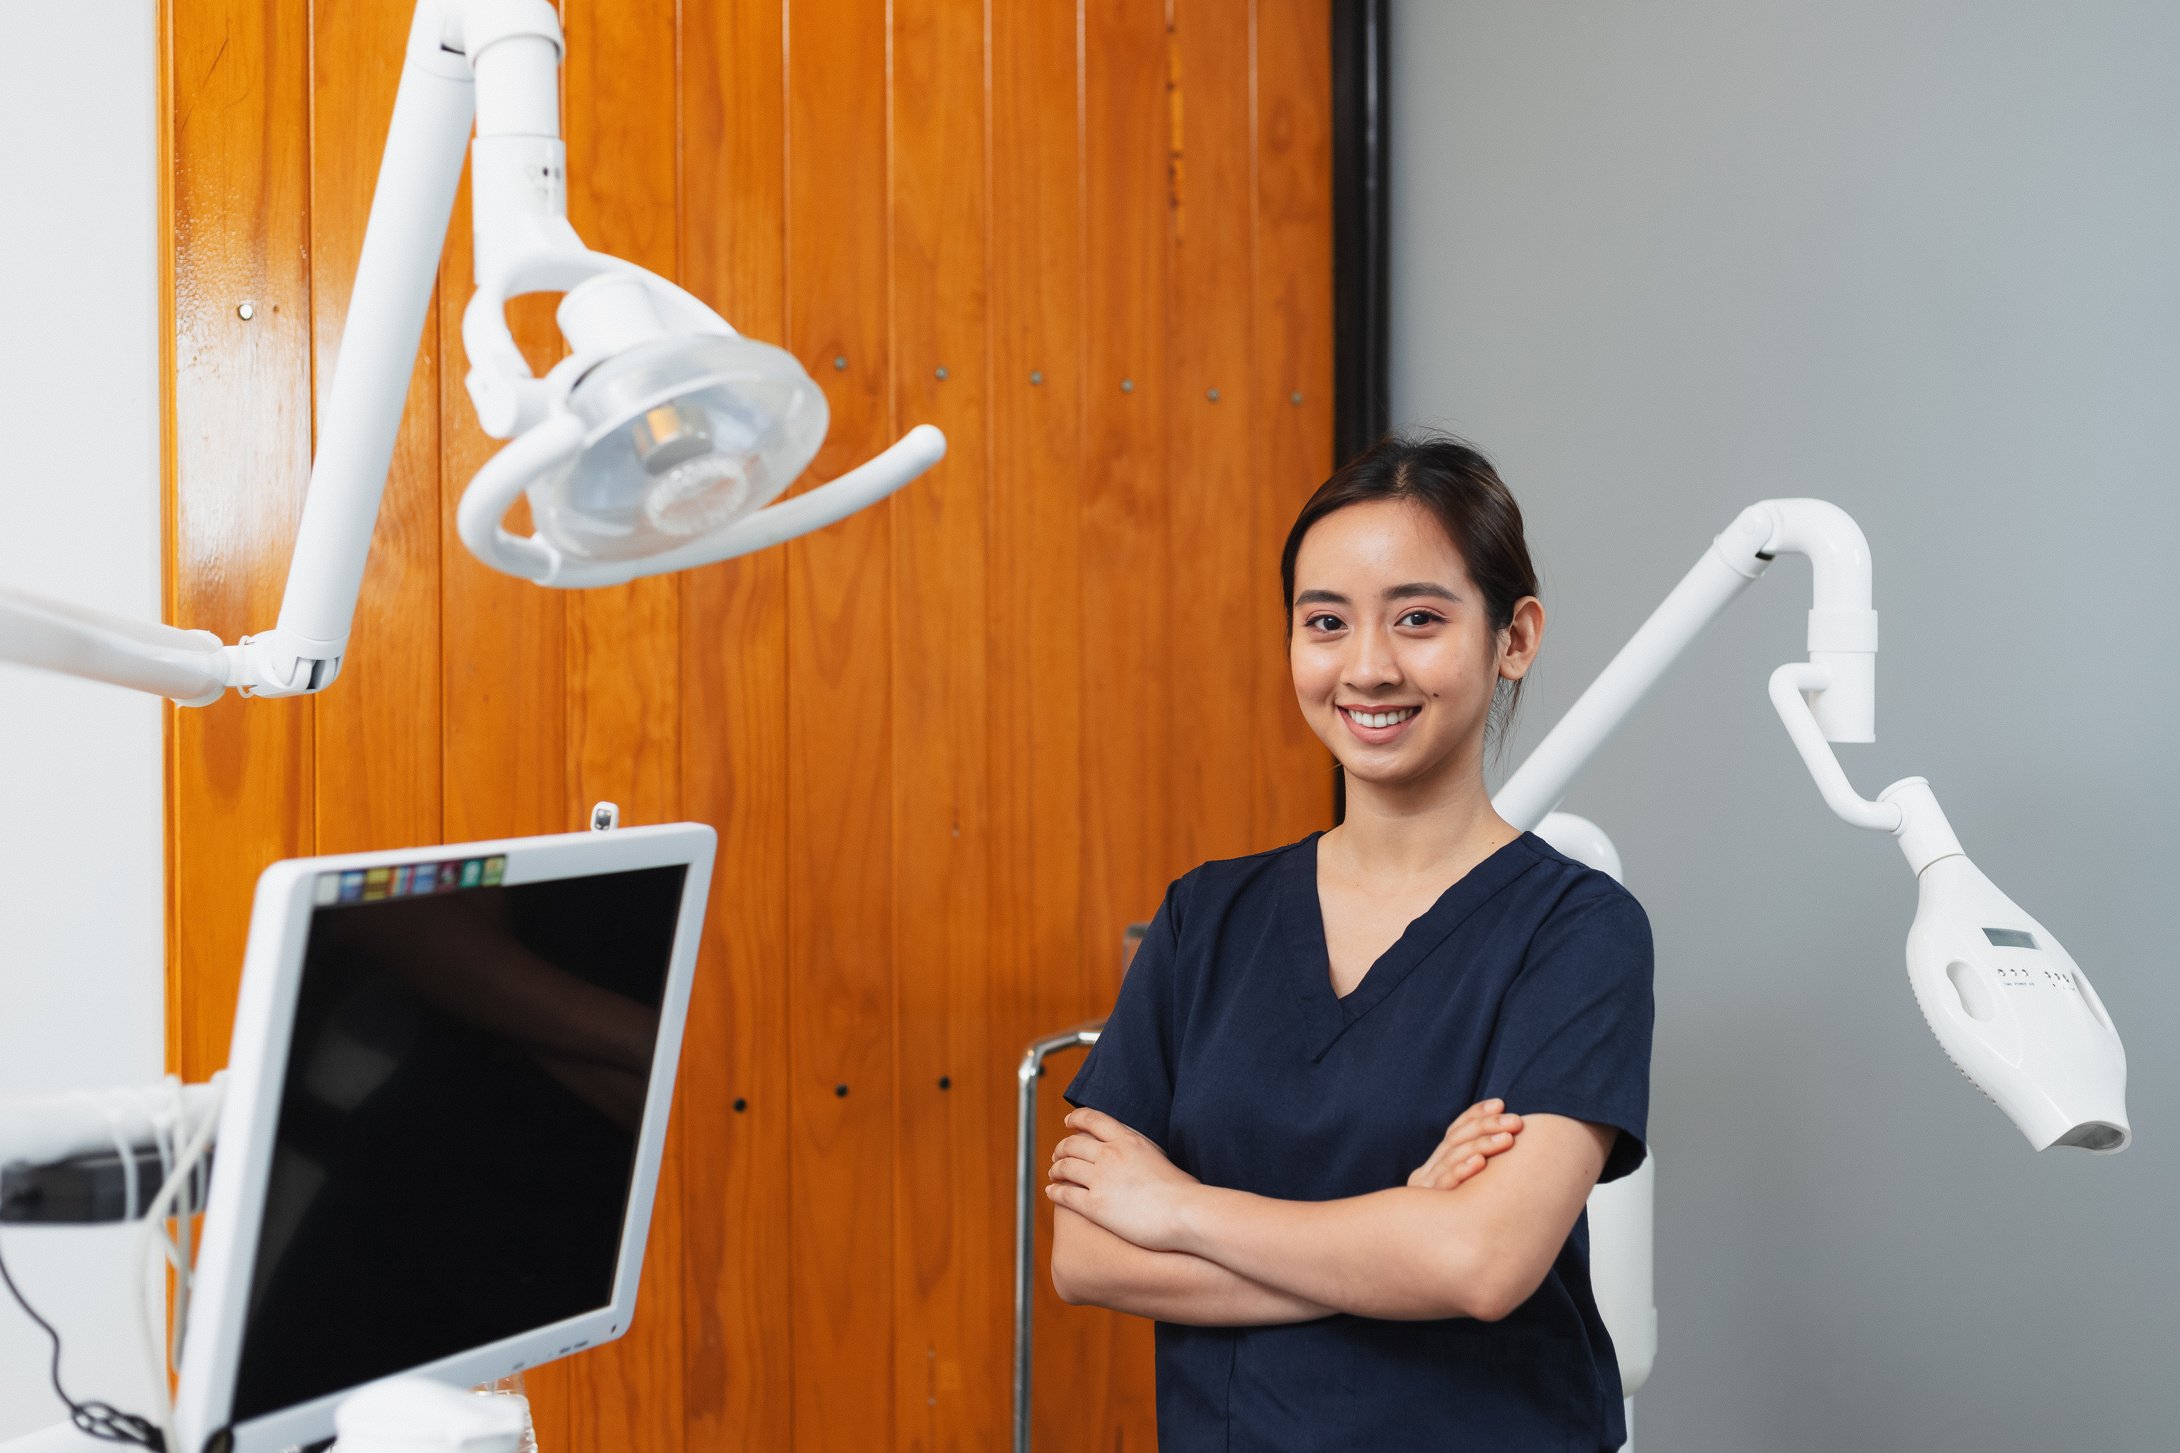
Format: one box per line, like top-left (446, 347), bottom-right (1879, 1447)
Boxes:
top-left (1497, 596), bottom-right (1545, 681)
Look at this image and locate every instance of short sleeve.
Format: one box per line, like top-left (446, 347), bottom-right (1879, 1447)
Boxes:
top-left (1062, 876), bottom-right (1184, 1148)
top-left (1477, 881), bottom-right (1655, 1184)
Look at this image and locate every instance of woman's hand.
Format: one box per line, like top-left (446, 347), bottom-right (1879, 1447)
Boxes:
top-left (1047, 1107), bottom-right (1201, 1252)
top-left (1406, 1098), bottom-right (1524, 1190)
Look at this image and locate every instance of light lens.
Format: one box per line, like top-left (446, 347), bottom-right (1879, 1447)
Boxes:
top-left (528, 335), bottom-right (829, 561)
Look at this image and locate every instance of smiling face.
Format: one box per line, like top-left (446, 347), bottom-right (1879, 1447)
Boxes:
top-left (1288, 497), bottom-right (1539, 797)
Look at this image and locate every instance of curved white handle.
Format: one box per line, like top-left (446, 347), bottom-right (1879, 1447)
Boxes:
top-left (454, 412), bottom-right (586, 581)
top-left (565, 424), bottom-right (948, 586)
top-left (456, 422), bottom-right (949, 588)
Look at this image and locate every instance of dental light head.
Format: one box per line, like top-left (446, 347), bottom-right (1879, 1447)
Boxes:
top-left (0, 0), bottom-right (944, 704)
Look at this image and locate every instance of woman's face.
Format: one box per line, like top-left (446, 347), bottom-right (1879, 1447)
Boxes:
top-left (1288, 498), bottom-right (1536, 795)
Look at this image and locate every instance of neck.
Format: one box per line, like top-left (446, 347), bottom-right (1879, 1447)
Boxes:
top-left (1326, 747), bottom-right (1518, 882)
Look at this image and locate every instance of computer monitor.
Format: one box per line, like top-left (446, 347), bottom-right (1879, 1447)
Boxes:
top-left (174, 822), bottom-right (716, 1453)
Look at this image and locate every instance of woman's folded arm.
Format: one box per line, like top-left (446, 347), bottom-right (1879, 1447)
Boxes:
top-left (1048, 1105), bottom-right (1615, 1323)
top-left (1168, 1114), bottom-right (1616, 1322)
top-left (1050, 1204), bottom-right (1337, 1326)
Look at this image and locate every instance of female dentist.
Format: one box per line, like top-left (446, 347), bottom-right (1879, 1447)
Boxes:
top-left (1048, 434), bottom-right (1654, 1452)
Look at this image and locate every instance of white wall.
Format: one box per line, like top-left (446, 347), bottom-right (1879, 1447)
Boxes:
top-left (0, 0), bottom-right (167, 1437)
top-left (1391, 3), bottom-right (2178, 1447)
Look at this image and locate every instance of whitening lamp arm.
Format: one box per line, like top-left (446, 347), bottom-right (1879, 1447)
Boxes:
top-left (1494, 497), bottom-right (1878, 832)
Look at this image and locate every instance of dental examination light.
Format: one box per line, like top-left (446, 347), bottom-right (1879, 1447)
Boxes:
top-left (1494, 499), bottom-right (2129, 1155)
top-left (0, 0), bottom-right (944, 706)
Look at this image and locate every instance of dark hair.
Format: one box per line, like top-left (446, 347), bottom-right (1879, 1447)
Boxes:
top-left (1281, 431), bottom-right (1541, 747)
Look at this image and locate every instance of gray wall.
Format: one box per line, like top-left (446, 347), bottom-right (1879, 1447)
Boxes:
top-left (1389, 4), bottom-right (2177, 1448)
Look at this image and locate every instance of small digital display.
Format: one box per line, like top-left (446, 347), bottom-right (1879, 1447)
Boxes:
top-left (230, 863), bottom-right (687, 1423)
top-left (1983, 927), bottom-right (2039, 950)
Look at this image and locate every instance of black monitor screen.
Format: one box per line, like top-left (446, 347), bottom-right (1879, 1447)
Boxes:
top-left (229, 861), bottom-right (688, 1424)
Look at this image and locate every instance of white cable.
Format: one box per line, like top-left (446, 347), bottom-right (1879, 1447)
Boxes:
top-left (135, 1074), bottom-right (224, 1453)
top-left (91, 1092), bottom-right (140, 1231)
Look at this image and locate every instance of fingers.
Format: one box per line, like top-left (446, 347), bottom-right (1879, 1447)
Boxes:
top-left (1408, 1104), bottom-right (1525, 1189)
top-left (1411, 1126), bottom-right (1519, 1189)
top-left (1048, 1155), bottom-right (1094, 1188)
top-left (1062, 1107), bottom-right (1127, 1142)
top-left (1443, 1098), bottom-right (1509, 1145)
top-left (1049, 1133), bottom-right (1101, 1165)
top-left (1409, 1127), bottom-right (1519, 1190)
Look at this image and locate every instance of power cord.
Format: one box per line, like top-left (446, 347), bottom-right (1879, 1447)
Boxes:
top-left (0, 1226), bottom-right (166, 1450)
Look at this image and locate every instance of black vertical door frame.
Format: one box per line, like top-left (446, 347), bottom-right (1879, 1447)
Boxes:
top-left (1329, 0), bottom-right (1389, 824)
top-left (1332, 0), bottom-right (1390, 467)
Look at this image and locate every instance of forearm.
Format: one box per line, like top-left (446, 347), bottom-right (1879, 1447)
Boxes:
top-left (1052, 1207), bottom-right (1337, 1327)
top-left (1171, 1186), bottom-right (1499, 1322)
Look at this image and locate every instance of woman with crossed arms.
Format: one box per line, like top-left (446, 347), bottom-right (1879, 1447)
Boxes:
top-left (1049, 435), bottom-right (1654, 1451)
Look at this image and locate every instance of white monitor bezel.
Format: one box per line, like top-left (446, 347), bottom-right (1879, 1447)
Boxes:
top-left (174, 821), bottom-right (716, 1453)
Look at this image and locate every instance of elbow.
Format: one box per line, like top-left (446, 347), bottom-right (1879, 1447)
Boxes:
top-left (1471, 1267), bottom-right (1551, 1324)
top-left (1049, 1231), bottom-right (1100, 1308)
top-left (1439, 1245), bottom-right (1538, 1325)
top-left (1465, 1283), bottom-right (1522, 1325)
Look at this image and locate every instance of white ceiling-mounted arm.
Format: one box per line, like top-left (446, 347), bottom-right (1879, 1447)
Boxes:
top-left (0, 0), bottom-right (943, 707)
top-left (250, 0), bottom-right (479, 696)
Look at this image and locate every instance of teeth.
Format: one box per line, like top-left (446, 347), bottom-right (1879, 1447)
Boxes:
top-left (1348, 707), bottom-right (1417, 729)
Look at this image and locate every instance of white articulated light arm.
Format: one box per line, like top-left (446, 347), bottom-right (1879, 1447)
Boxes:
top-left (1493, 497), bottom-right (1878, 832)
top-left (0, 0), bottom-right (943, 705)
top-left (1494, 499), bottom-right (2129, 1154)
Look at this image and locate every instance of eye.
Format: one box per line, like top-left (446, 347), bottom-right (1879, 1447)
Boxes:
top-left (1303, 612), bottom-right (1345, 633)
top-left (1397, 609), bottom-right (1444, 628)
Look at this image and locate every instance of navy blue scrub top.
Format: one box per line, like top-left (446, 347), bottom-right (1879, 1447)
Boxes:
top-left (1064, 829), bottom-right (1654, 1453)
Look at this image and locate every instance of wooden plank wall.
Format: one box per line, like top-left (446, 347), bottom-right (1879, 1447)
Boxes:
top-left (164, 1), bottom-right (1334, 1448)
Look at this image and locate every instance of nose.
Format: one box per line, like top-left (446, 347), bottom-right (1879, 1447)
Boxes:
top-left (1343, 620), bottom-right (1402, 693)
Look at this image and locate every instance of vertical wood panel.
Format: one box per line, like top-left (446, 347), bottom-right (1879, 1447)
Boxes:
top-left (169, 0), bottom-right (315, 1081)
top-left (679, 1), bottom-right (794, 1448)
top-left (1253, 0), bottom-right (1338, 844)
top-left (1077, 0), bottom-right (1172, 1443)
top-left (889, 0), bottom-right (996, 1446)
top-left (988, 0), bottom-right (1099, 1444)
top-left (559, 1), bottom-right (687, 1449)
top-left (1166, 0), bottom-right (1264, 870)
top-left (438, 230), bottom-right (567, 839)
top-left (785, 1), bottom-right (896, 1449)
top-left (311, 0), bottom-right (442, 857)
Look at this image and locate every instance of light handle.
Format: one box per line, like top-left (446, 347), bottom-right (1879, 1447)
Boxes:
top-left (457, 423), bottom-right (948, 588)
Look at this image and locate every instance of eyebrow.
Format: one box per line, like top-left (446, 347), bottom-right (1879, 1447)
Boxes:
top-left (1293, 583), bottom-right (1462, 608)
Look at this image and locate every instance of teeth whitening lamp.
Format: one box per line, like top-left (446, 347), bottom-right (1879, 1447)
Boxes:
top-left (1495, 498), bottom-right (2128, 1159)
top-left (0, 0), bottom-right (945, 706)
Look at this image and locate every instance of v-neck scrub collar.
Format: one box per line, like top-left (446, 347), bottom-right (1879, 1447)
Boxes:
top-left (1287, 829), bottom-right (1546, 1062)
